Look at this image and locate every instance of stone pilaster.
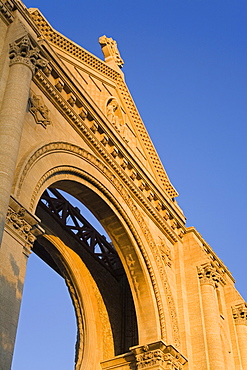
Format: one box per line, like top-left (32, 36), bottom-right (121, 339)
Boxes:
top-left (131, 341), bottom-right (187, 370)
top-left (232, 303), bottom-right (247, 369)
top-left (0, 196), bottom-right (43, 369)
top-left (197, 263), bottom-right (225, 369)
top-left (0, 34), bottom-right (48, 246)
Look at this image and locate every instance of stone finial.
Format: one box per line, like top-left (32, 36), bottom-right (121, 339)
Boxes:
top-left (9, 34), bottom-right (48, 74)
top-left (232, 303), bottom-right (247, 325)
top-left (197, 263), bottom-right (225, 287)
top-left (131, 341), bottom-right (187, 369)
top-left (99, 35), bottom-right (124, 69)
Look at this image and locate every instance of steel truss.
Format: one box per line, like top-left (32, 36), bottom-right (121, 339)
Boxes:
top-left (38, 188), bottom-right (123, 278)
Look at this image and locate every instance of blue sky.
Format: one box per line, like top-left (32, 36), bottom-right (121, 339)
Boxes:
top-left (12, 1), bottom-right (247, 369)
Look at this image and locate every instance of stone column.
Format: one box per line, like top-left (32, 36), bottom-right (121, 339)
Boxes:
top-left (131, 340), bottom-right (187, 370)
top-left (0, 34), bottom-right (48, 245)
top-left (232, 303), bottom-right (247, 369)
top-left (0, 196), bottom-right (43, 369)
top-left (197, 263), bottom-right (225, 370)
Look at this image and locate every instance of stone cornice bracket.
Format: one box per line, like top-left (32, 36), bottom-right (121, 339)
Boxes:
top-left (131, 341), bottom-right (187, 369)
top-left (197, 262), bottom-right (226, 287)
top-left (0, 0), bottom-right (15, 23)
top-left (99, 35), bottom-right (124, 69)
top-left (232, 303), bottom-right (247, 326)
top-left (5, 196), bottom-right (44, 256)
top-left (9, 34), bottom-right (48, 74)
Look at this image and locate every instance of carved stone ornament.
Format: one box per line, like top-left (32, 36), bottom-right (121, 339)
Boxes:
top-left (6, 196), bottom-right (44, 256)
top-left (99, 35), bottom-right (124, 68)
top-left (232, 303), bottom-right (247, 325)
top-left (131, 341), bottom-right (187, 370)
top-left (159, 240), bottom-right (172, 267)
top-left (29, 90), bottom-right (51, 128)
top-left (9, 34), bottom-right (48, 74)
top-left (0, 0), bottom-right (15, 23)
top-left (197, 262), bottom-right (225, 287)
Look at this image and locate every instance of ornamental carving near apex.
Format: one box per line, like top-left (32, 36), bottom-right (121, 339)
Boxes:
top-left (9, 34), bottom-right (48, 73)
top-left (99, 35), bottom-right (124, 68)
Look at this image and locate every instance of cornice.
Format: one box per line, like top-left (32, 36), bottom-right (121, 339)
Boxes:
top-left (186, 227), bottom-right (234, 282)
top-left (0, 0), bottom-right (15, 24)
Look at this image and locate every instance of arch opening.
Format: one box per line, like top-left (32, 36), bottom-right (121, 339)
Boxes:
top-left (33, 182), bottom-right (139, 365)
top-left (12, 252), bottom-right (77, 370)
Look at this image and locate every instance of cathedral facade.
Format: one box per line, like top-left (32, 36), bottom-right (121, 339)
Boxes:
top-left (0, 1), bottom-right (246, 369)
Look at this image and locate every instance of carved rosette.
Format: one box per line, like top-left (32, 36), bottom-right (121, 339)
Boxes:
top-left (5, 196), bottom-right (43, 256)
top-left (197, 263), bottom-right (225, 287)
top-left (9, 34), bottom-right (48, 74)
top-left (232, 303), bottom-right (247, 326)
top-left (131, 341), bottom-right (187, 370)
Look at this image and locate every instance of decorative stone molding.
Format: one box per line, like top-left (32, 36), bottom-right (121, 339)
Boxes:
top-left (99, 35), bottom-right (124, 69)
top-left (29, 90), bottom-right (51, 128)
top-left (9, 35), bottom-right (48, 74)
top-left (5, 196), bottom-right (44, 256)
top-left (197, 263), bottom-right (226, 287)
top-left (159, 240), bottom-right (172, 268)
top-left (0, 0), bottom-right (15, 23)
top-left (232, 303), bottom-right (247, 325)
top-left (131, 341), bottom-right (187, 369)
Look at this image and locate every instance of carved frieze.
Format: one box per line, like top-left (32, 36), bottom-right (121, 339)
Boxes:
top-left (5, 196), bottom-right (43, 256)
top-left (232, 303), bottom-right (247, 326)
top-left (29, 90), bottom-right (51, 128)
top-left (131, 341), bottom-right (187, 370)
top-left (9, 34), bottom-right (48, 74)
top-left (197, 263), bottom-right (226, 287)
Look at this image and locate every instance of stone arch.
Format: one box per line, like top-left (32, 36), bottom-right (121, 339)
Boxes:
top-left (15, 143), bottom-right (164, 350)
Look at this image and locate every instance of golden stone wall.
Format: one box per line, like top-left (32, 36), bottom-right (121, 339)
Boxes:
top-left (0, 1), bottom-right (246, 369)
